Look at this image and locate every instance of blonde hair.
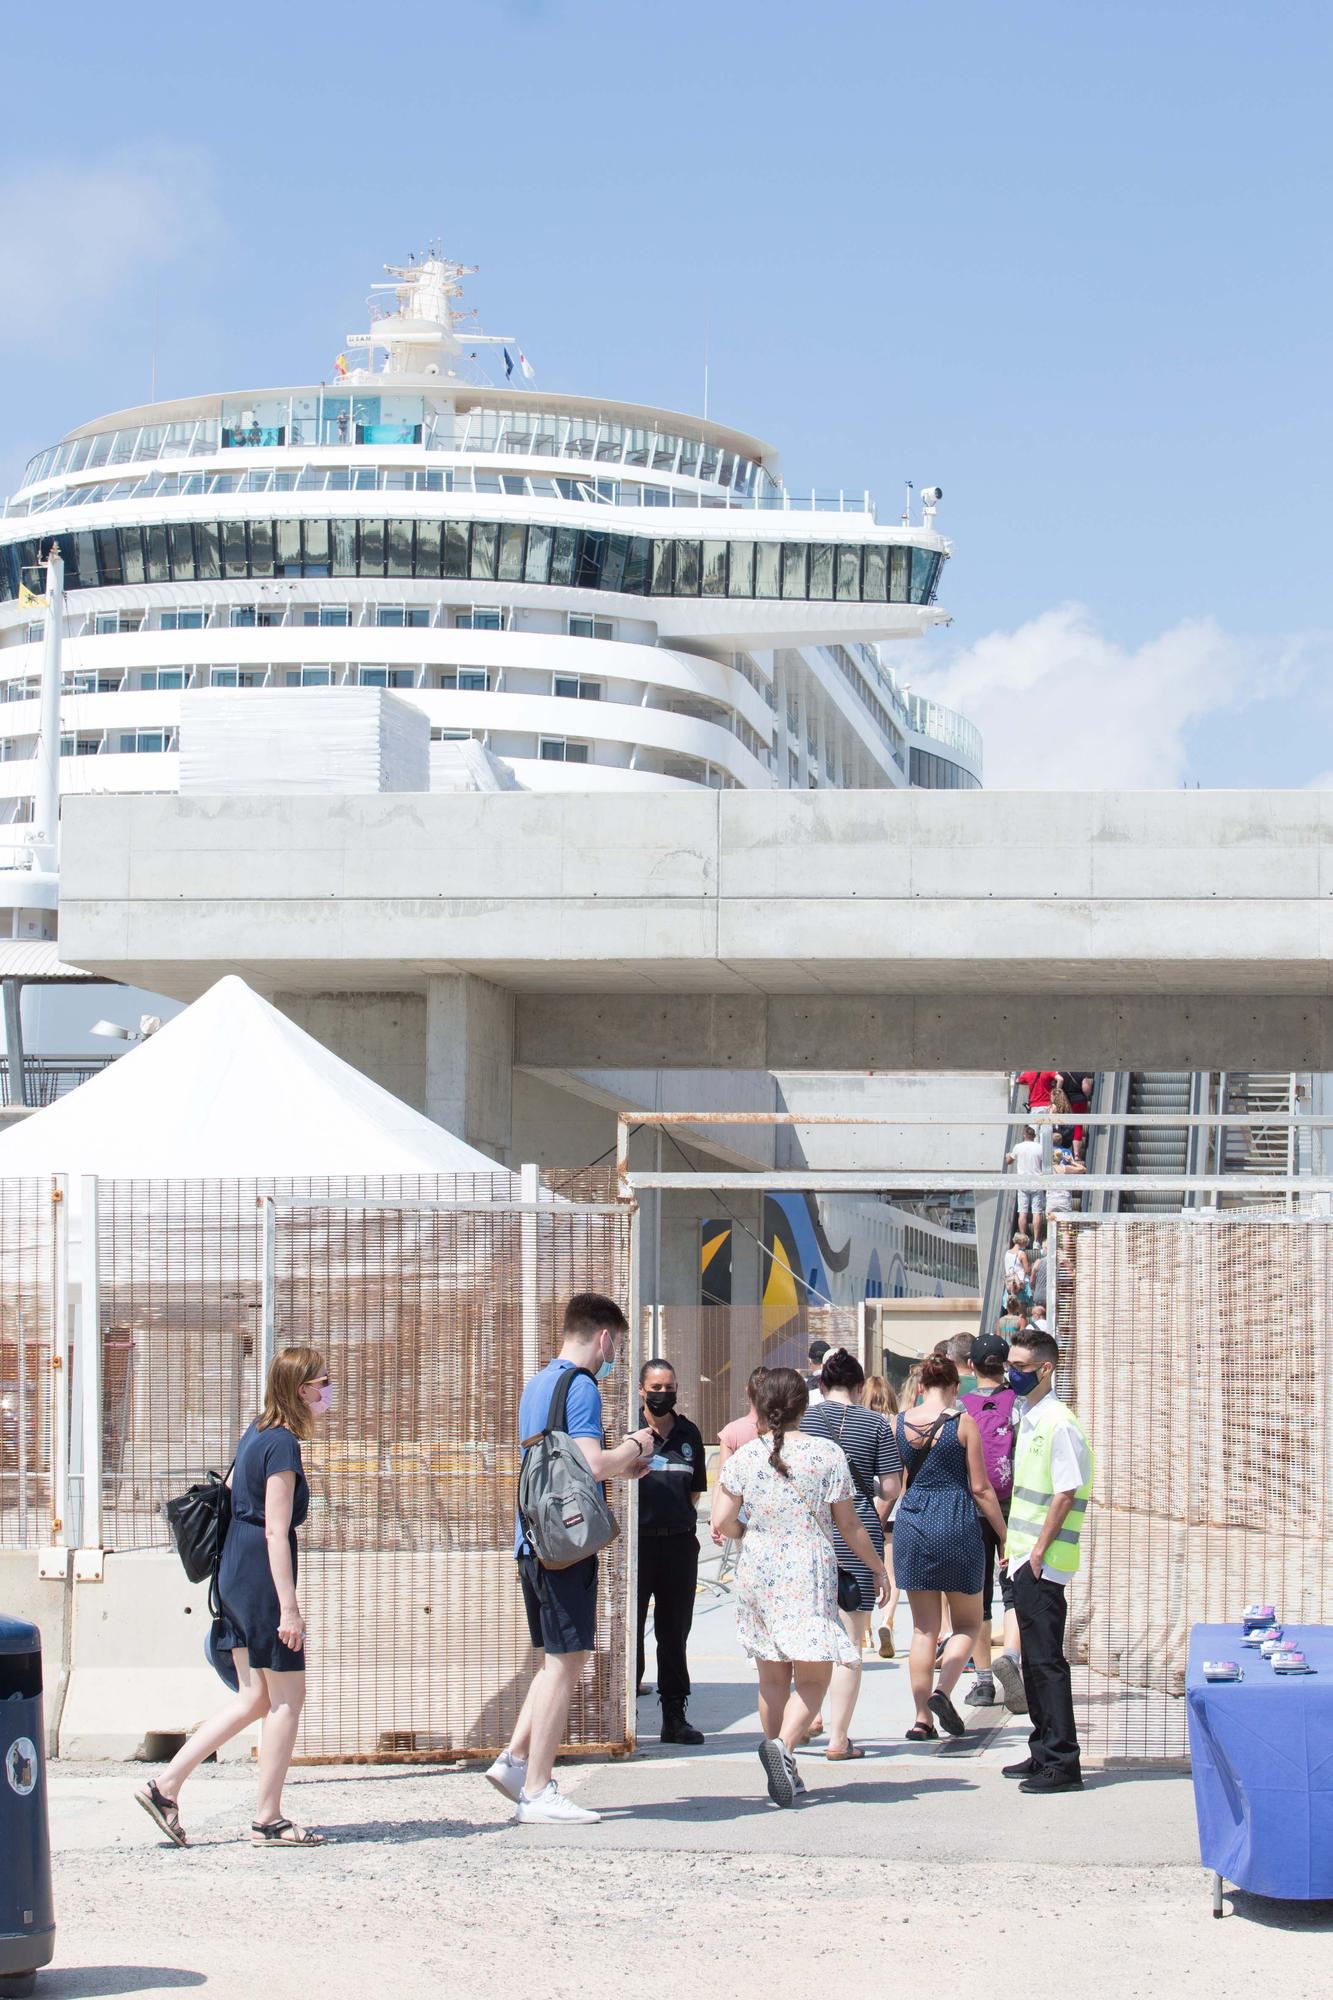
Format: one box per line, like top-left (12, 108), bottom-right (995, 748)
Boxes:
top-left (258, 1344), bottom-right (325, 1442)
top-left (863, 1373), bottom-right (899, 1418)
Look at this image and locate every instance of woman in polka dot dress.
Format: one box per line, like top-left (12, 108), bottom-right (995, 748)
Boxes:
top-left (893, 1352), bottom-right (1008, 1742)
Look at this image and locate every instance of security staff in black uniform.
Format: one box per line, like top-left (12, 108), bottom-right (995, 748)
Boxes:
top-left (635, 1358), bottom-right (707, 1744)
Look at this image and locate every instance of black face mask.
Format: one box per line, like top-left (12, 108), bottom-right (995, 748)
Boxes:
top-left (644, 1389), bottom-right (677, 1416)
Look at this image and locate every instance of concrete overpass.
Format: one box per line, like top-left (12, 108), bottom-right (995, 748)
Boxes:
top-left (60, 787), bottom-right (1333, 1151)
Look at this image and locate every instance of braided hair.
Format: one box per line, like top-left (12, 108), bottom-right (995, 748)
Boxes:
top-left (755, 1366), bottom-right (809, 1480)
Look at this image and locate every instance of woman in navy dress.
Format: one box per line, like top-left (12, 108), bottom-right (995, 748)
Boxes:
top-left (135, 1345), bottom-right (332, 1848)
top-left (893, 1352), bottom-right (1008, 1742)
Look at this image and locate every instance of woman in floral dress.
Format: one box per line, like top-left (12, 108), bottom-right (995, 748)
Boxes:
top-left (714, 1366), bottom-right (890, 1807)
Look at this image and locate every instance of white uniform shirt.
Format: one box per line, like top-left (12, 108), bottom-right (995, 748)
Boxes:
top-left (1013, 1391), bottom-right (1092, 1588)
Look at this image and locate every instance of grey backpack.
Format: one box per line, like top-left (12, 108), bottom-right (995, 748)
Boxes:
top-left (517, 1365), bottom-right (620, 1570)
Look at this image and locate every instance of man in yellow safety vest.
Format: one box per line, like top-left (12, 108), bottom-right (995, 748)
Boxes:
top-left (1000, 1328), bottom-right (1093, 1794)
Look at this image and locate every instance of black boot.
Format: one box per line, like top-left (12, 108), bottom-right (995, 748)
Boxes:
top-left (660, 1708), bottom-right (704, 1745)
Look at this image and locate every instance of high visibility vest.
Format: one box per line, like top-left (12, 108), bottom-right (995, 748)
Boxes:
top-left (1006, 1401), bottom-right (1094, 1577)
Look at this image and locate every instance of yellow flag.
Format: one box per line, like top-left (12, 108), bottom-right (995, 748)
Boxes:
top-left (17, 582), bottom-right (46, 610)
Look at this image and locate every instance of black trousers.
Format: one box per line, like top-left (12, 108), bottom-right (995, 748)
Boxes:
top-left (1012, 1562), bottom-right (1081, 1777)
top-left (636, 1532), bottom-right (699, 1714)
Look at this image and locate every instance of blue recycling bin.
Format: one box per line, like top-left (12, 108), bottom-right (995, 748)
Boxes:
top-left (0, 1617), bottom-right (54, 1996)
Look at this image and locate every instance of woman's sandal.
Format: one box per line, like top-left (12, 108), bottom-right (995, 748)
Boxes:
top-left (251, 1817), bottom-right (326, 1848)
top-left (135, 1778), bottom-right (187, 1847)
top-left (905, 1721), bottom-right (939, 1741)
top-left (825, 1741), bottom-right (866, 1761)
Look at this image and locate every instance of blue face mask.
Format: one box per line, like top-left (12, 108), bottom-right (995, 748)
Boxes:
top-left (1007, 1366), bottom-right (1039, 1396)
top-left (596, 1352), bottom-right (616, 1382)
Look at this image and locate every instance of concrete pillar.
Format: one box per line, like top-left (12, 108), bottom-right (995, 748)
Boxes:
top-left (426, 973), bottom-right (515, 1163)
top-left (658, 1187), bottom-right (763, 1307)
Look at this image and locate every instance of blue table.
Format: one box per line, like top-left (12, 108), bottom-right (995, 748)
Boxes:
top-left (1186, 1623), bottom-right (1333, 1912)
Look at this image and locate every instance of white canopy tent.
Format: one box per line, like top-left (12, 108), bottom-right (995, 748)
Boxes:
top-left (0, 973), bottom-right (502, 1179)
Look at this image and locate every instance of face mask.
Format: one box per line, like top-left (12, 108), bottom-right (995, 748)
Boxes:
top-left (644, 1388), bottom-right (677, 1416)
top-left (1007, 1367), bottom-right (1039, 1397)
top-left (595, 1349), bottom-right (616, 1382)
top-left (309, 1382), bottom-right (335, 1415)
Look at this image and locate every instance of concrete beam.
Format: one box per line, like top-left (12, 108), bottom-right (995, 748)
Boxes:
top-left (56, 789), bottom-right (1333, 1068)
top-left (514, 992), bottom-right (1333, 1073)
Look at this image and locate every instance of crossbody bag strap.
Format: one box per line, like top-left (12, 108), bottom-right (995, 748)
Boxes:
top-left (834, 1403), bottom-right (878, 1506)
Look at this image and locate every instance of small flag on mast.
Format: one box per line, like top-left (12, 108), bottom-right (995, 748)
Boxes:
top-left (333, 352), bottom-right (348, 380)
top-left (503, 347), bottom-right (515, 379)
top-left (517, 348), bottom-right (535, 380)
top-left (17, 581), bottom-right (46, 610)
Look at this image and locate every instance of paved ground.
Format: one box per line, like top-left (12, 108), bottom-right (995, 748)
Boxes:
top-left (30, 1590), bottom-right (1333, 1998)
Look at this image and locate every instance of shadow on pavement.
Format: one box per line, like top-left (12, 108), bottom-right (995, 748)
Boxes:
top-left (1225, 1892), bottom-right (1333, 1930)
top-left (594, 1773), bottom-right (976, 1822)
top-left (35, 1971), bottom-right (206, 1997)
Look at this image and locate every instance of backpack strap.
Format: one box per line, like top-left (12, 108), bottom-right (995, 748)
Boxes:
top-left (545, 1363), bottom-right (599, 1436)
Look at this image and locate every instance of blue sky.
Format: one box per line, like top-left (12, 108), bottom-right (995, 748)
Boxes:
top-left (2, 0), bottom-right (1329, 787)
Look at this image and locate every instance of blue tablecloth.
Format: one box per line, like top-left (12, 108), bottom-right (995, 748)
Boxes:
top-left (1186, 1623), bottom-right (1333, 1899)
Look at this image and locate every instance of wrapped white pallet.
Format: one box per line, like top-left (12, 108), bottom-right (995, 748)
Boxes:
top-left (179, 688), bottom-right (430, 794)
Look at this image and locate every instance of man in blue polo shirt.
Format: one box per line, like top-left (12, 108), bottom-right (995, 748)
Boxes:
top-left (486, 1291), bottom-right (654, 1825)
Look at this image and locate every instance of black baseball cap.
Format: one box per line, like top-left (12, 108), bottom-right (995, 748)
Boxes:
top-left (971, 1332), bottom-right (1010, 1370)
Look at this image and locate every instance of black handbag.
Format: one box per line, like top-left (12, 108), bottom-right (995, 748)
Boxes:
top-left (810, 1405), bottom-right (874, 1612)
top-left (164, 1465), bottom-right (233, 1589)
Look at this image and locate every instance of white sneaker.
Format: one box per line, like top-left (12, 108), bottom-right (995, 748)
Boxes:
top-left (513, 1782), bottom-right (601, 1825)
top-left (758, 1737), bottom-right (797, 1808)
top-left (484, 1750), bottom-right (527, 1802)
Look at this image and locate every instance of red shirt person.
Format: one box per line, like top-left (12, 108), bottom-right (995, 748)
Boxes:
top-left (1018, 1071), bottom-right (1059, 1113)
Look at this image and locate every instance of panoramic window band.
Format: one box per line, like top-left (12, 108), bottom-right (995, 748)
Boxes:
top-left (0, 521), bottom-right (944, 608)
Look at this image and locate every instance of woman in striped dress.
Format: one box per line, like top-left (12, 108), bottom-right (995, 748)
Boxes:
top-left (800, 1349), bottom-right (902, 1759)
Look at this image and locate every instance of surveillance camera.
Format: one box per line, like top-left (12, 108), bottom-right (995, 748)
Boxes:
top-left (921, 486), bottom-right (943, 506)
top-left (426, 363), bottom-right (440, 376)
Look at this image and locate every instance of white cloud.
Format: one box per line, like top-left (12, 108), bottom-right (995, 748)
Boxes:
top-left (914, 604), bottom-right (1263, 788)
top-left (0, 145), bottom-right (220, 352)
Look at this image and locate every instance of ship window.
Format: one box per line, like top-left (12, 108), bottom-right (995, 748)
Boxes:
top-left (168, 524), bottom-right (194, 580)
top-left (650, 539), bottom-right (674, 595)
top-left (727, 543), bottom-right (754, 597)
top-left (444, 520), bottom-right (470, 578)
top-left (701, 541), bottom-right (727, 596)
top-left (385, 519), bottom-right (412, 577)
top-left (674, 540), bottom-right (701, 595)
top-left (415, 521), bottom-right (443, 578)
top-left (836, 546), bottom-right (860, 601)
top-left (550, 527), bottom-right (578, 586)
top-left (889, 547), bottom-right (910, 602)
top-left (623, 537), bottom-right (651, 594)
top-left (249, 520), bottom-right (275, 575)
top-left (498, 523), bottom-right (526, 582)
top-left (862, 546), bottom-right (887, 601)
top-left (458, 668), bottom-right (489, 691)
top-left (331, 518), bottom-right (357, 576)
top-left (808, 545), bottom-right (833, 600)
top-left (468, 523), bottom-right (496, 580)
top-left (600, 535), bottom-right (627, 593)
top-left (523, 524), bottom-right (552, 584)
top-left (360, 520), bottom-right (386, 574)
top-left (275, 520), bottom-right (302, 572)
top-left (754, 542), bottom-right (780, 598)
top-left (194, 522), bottom-right (220, 581)
top-left (304, 519), bottom-right (332, 572)
top-left (780, 543), bottom-right (807, 599)
top-left (911, 547), bottom-right (938, 604)
top-left (144, 526), bottom-right (169, 582)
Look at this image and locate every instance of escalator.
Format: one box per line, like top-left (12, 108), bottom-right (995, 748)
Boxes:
top-left (1116, 1072), bottom-right (1194, 1214)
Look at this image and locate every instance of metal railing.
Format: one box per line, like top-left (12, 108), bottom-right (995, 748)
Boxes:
top-left (0, 1056), bottom-right (114, 1109)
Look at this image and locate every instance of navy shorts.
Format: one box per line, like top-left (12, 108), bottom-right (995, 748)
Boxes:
top-left (519, 1553), bottom-right (599, 1655)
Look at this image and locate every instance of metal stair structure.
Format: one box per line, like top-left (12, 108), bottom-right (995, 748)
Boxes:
top-left (1117, 1071), bottom-right (1196, 1214)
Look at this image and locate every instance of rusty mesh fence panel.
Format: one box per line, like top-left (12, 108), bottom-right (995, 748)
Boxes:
top-left (0, 1178), bottom-right (58, 1548)
top-left (95, 1172), bottom-right (632, 1762)
top-left (653, 1303), bottom-right (862, 1444)
top-left (275, 1182), bottom-right (633, 1761)
top-left (1058, 1215), bottom-right (1333, 1763)
top-left (95, 1174), bottom-right (580, 1552)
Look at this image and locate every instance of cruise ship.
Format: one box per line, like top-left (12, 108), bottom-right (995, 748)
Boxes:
top-left (0, 251), bottom-right (985, 1308)
top-left (0, 248), bottom-right (979, 846)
